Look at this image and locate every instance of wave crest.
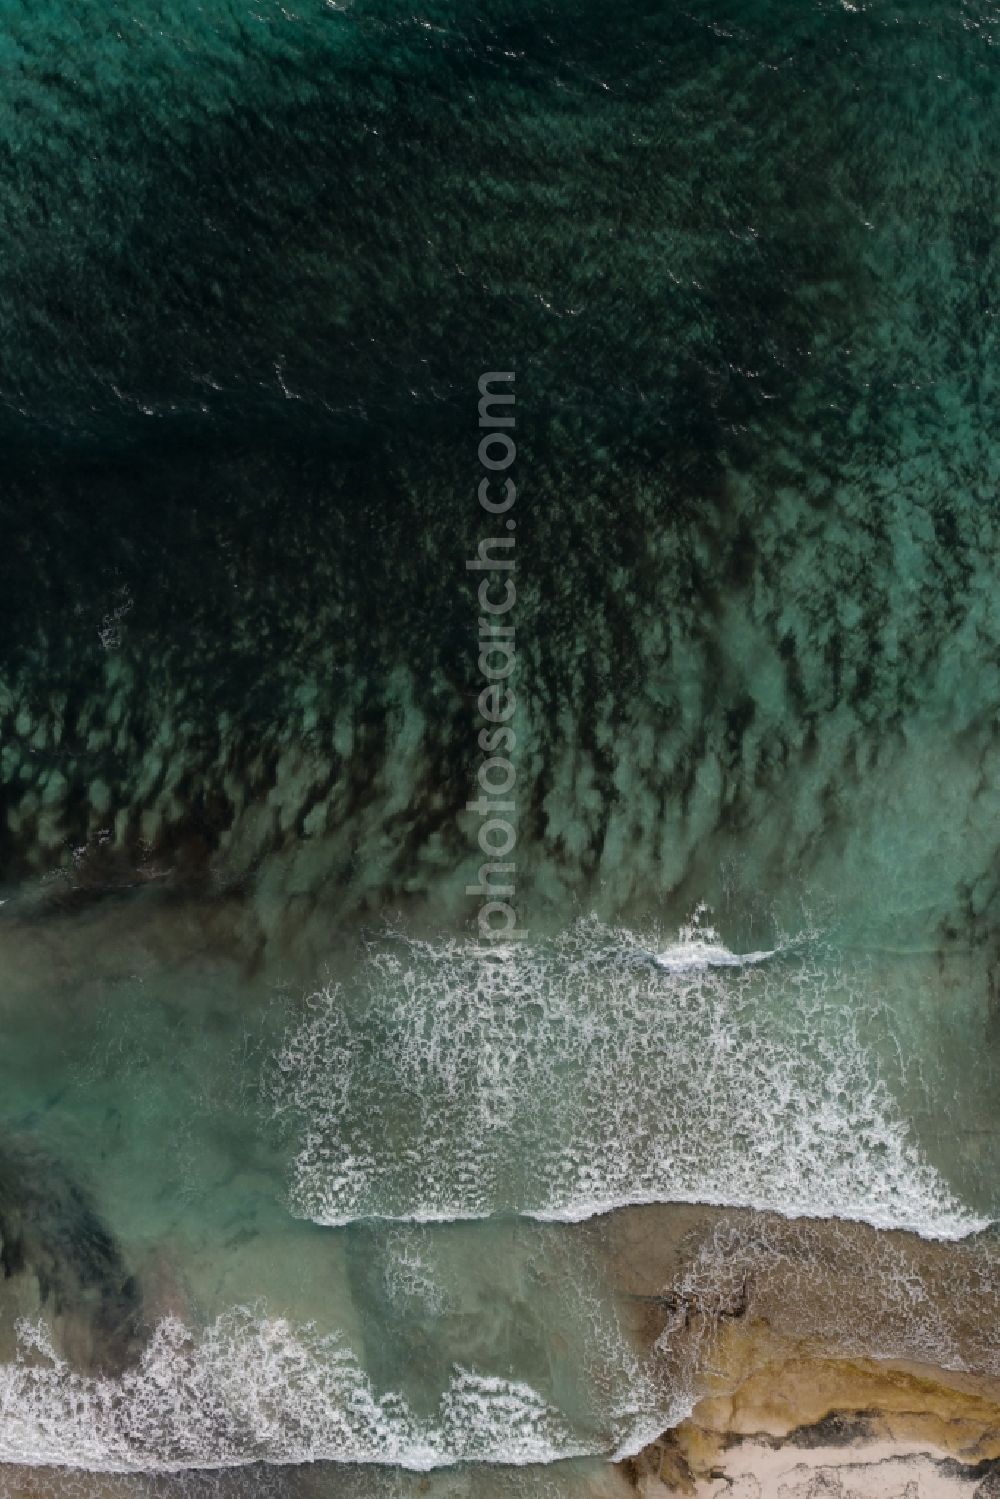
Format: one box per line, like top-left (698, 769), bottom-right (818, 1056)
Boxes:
top-left (270, 915), bottom-right (984, 1240)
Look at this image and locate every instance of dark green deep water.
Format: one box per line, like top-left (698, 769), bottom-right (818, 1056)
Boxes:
top-left (0, 0), bottom-right (999, 1492)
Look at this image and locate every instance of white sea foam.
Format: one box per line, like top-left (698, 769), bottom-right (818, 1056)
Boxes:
top-left (651, 941), bottom-right (776, 971)
top-left (645, 902), bottom-right (778, 973)
top-left (0, 1313), bottom-right (593, 1473)
top-left (378, 1227), bottom-right (454, 1316)
top-left (652, 906), bottom-right (778, 972)
top-left (271, 914), bottom-right (986, 1241)
top-left (650, 1212), bottom-right (1000, 1381)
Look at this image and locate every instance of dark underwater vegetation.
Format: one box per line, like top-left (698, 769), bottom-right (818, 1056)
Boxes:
top-left (0, 0), bottom-right (999, 1491)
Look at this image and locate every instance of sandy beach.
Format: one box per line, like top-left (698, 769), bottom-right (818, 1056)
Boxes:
top-left (661, 1439), bottom-right (996, 1497)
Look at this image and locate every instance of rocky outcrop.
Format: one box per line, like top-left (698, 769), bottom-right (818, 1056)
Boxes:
top-left (624, 1335), bottom-right (1000, 1494)
top-left (606, 1206), bottom-right (1000, 1495)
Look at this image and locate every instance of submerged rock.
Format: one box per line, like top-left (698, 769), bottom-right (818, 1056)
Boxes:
top-left (0, 1137), bottom-right (143, 1374)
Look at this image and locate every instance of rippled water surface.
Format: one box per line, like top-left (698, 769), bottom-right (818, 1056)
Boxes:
top-left (1, 0), bottom-right (999, 1488)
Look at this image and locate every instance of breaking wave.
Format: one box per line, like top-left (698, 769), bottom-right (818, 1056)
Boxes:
top-left (270, 914), bottom-right (985, 1240)
top-left (651, 905), bottom-right (780, 972)
top-left (0, 1314), bottom-right (596, 1473)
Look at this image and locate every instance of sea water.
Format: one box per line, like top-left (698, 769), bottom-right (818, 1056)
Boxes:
top-left (0, 899), bottom-right (997, 1481)
top-left (1, 0), bottom-right (999, 1491)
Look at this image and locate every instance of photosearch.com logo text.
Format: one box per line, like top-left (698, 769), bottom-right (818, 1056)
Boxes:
top-left (466, 371), bottom-right (525, 945)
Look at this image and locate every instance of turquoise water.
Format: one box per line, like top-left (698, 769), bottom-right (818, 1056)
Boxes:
top-left (1, 0), bottom-right (999, 1490)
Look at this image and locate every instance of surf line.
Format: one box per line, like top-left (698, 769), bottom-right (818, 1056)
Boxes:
top-left (465, 371), bottom-right (526, 949)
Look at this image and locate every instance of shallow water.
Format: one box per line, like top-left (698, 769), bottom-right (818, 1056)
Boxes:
top-left (1, 0), bottom-right (999, 1488)
top-left (0, 896), bottom-right (997, 1475)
